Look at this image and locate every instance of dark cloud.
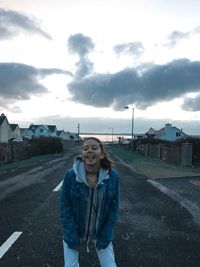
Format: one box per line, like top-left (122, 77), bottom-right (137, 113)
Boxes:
top-left (182, 94), bottom-right (200, 111)
top-left (68, 33), bottom-right (95, 56)
top-left (164, 25), bottom-right (200, 48)
top-left (74, 58), bottom-right (94, 78)
top-left (0, 97), bottom-right (22, 113)
top-left (113, 42), bottom-right (144, 58)
top-left (68, 58), bottom-right (200, 111)
top-left (37, 68), bottom-right (73, 78)
top-left (67, 33), bottom-right (94, 78)
top-left (68, 73), bottom-right (113, 107)
top-left (0, 62), bottom-right (72, 102)
top-left (0, 8), bottom-right (52, 40)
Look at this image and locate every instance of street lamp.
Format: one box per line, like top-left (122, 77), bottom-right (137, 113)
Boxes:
top-left (124, 106), bottom-right (134, 151)
top-left (77, 123), bottom-right (80, 141)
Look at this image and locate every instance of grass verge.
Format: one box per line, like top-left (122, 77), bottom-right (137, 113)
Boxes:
top-left (107, 145), bottom-right (200, 179)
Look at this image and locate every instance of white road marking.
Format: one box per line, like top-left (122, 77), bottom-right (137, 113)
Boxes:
top-left (147, 179), bottom-right (200, 226)
top-left (0, 232), bottom-right (22, 259)
top-left (53, 180), bottom-right (63, 192)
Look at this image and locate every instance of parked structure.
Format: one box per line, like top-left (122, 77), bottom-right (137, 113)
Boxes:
top-left (57, 130), bottom-right (72, 140)
top-left (146, 123), bottom-right (187, 141)
top-left (47, 125), bottom-right (57, 137)
top-left (9, 124), bottom-right (21, 140)
top-left (155, 123), bottom-right (187, 141)
top-left (0, 115), bottom-right (80, 143)
top-left (145, 127), bottom-right (157, 138)
top-left (20, 128), bottom-right (30, 140)
top-left (0, 114), bottom-right (10, 143)
top-left (28, 124), bottom-right (56, 139)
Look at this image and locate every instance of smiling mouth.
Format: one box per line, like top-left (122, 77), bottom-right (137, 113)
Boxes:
top-left (86, 155), bottom-right (95, 160)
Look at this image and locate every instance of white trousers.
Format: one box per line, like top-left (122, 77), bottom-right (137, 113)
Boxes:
top-left (63, 240), bottom-right (117, 267)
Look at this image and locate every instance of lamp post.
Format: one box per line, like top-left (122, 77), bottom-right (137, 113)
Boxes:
top-left (77, 123), bottom-right (80, 141)
top-left (124, 106), bottom-right (134, 151)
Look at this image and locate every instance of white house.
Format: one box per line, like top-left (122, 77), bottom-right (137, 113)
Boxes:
top-left (9, 124), bottom-right (21, 140)
top-left (47, 125), bottom-right (57, 137)
top-left (154, 123), bottom-right (187, 141)
top-left (145, 127), bottom-right (157, 138)
top-left (57, 130), bottom-right (81, 141)
top-left (69, 132), bottom-right (80, 141)
top-left (20, 128), bottom-right (31, 140)
top-left (57, 130), bottom-right (71, 140)
top-left (28, 124), bottom-right (50, 138)
top-left (22, 124), bottom-right (79, 141)
top-left (0, 113), bottom-right (10, 143)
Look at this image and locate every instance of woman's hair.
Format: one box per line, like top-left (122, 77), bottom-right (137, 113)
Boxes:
top-left (82, 137), bottom-right (114, 169)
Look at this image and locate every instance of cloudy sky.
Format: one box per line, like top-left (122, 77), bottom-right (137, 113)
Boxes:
top-left (0, 0), bottom-right (200, 135)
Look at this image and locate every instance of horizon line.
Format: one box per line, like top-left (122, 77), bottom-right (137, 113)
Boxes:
top-left (80, 132), bottom-right (138, 136)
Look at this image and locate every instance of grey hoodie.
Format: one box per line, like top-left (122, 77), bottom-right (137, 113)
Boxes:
top-left (73, 156), bottom-right (109, 187)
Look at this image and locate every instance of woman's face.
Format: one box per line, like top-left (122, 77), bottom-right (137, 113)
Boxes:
top-left (81, 139), bottom-right (104, 166)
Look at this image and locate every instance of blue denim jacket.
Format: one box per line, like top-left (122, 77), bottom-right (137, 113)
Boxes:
top-left (60, 166), bottom-right (119, 250)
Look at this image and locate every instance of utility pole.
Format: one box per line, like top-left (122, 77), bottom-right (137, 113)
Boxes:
top-left (131, 107), bottom-right (134, 151)
top-left (124, 106), bottom-right (134, 151)
top-left (77, 123), bottom-right (80, 141)
top-left (109, 127), bottom-right (114, 142)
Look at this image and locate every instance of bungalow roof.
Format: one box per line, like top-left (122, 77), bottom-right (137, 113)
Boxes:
top-left (28, 124), bottom-right (40, 130)
top-left (28, 124), bottom-right (49, 131)
top-left (156, 126), bottom-right (187, 136)
top-left (57, 130), bottom-right (64, 136)
top-left (0, 114), bottom-right (9, 126)
top-left (10, 123), bottom-right (19, 131)
top-left (47, 125), bottom-right (57, 132)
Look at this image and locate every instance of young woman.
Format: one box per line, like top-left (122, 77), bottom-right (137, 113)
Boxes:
top-left (60, 137), bottom-right (119, 267)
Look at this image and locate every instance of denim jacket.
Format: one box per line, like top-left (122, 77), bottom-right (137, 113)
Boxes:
top-left (60, 160), bottom-right (119, 250)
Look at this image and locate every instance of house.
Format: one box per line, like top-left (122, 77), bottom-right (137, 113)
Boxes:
top-left (69, 132), bottom-right (80, 141)
top-left (47, 125), bottom-right (57, 137)
top-left (0, 113), bottom-right (10, 143)
top-left (57, 130), bottom-right (72, 140)
top-left (134, 133), bottom-right (146, 139)
top-left (57, 130), bottom-right (63, 139)
top-left (9, 124), bottom-right (21, 140)
top-left (145, 127), bottom-right (157, 138)
top-left (20, 128), bottom-right (31, 140)
top-left (154, 123), bottom-right (187, 141)
top-left (28, 124), bottom-right (50, 139)
top-left (27, 124), bottom-right (59, 139)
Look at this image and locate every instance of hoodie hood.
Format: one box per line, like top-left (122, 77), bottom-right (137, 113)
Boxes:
top-left (73, 156), bottom-right (109, 187)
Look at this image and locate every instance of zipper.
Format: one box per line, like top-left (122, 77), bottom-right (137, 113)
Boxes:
top-left (86, 188), bottom-right (94, 252)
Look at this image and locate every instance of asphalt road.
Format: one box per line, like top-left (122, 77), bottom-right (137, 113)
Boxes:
top-left (0, 148), bottom-right (200, 267)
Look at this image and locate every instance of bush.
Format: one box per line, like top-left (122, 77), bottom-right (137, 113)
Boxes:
top-left (29, 137), bottom-right (63, 156)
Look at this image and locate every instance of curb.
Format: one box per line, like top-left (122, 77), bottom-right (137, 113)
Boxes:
top-left (147, 179), bottom-right (200, 227)
top-left (110, 150), bottom-right (200, 226)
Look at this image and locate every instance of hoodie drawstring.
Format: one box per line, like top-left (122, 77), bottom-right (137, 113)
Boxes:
top-left (86, 188), bottom-right (94, 253)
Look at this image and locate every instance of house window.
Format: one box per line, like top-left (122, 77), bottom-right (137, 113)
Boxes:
top-left (176, 132), bottom-right (181, 137)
